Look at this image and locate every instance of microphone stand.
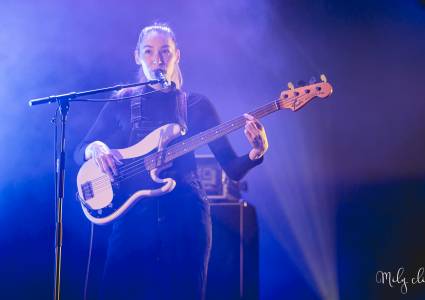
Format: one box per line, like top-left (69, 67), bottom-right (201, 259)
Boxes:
top-left (29, 79), bottom-right (163, 300)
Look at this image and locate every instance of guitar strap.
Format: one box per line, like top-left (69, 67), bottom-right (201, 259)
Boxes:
top-left (130, 88), bottom-right (188, 136)
top-left (176, 90), bottom-right (188, 135)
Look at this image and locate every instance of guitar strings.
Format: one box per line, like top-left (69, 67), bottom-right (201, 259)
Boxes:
top-left (87, 93), bottom-right (306, 194)
top-left (88, 100), bottom-right (278, 189)
top-left (87, 95), bottom-right (301, 196)
top-left (87, 103), bottom-right (277, 195)
top-left (86, 94), bottom-right (309, 197)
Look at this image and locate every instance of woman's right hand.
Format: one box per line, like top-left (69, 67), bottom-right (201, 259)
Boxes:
top-left (85, 141), bottom-right (122, 181)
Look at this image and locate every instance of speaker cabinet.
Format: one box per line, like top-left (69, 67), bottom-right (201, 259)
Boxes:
top-left (206, 201), bottom-right (259, 300)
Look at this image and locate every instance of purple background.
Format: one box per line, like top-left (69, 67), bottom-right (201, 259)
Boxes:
top-left (1, 0), bottom-right (425, 299)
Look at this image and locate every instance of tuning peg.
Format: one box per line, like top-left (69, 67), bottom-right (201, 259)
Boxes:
top-left (287, 82), bottom-right (295, 90)
top-left (309, 76), bottom-right (317, 84)
top-left (320, 74), bottom-right (327, 83)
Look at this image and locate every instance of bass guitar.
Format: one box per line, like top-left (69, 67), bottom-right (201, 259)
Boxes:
top-left (77, 77), bottom-right (333, 224)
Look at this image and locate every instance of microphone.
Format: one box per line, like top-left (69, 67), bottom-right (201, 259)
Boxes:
top-left (154, 69), bottom-right (170, 88)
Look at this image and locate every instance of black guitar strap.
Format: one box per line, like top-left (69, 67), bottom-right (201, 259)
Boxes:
top-left (176, 90), bottom-right (188, 135)
top-left (130, 88), bottom-right (188, 136)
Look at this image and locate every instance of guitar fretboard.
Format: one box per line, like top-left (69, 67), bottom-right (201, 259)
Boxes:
top-left (142, 99), bottom-right (280, 170)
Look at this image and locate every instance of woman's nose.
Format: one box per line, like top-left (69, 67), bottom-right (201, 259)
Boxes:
top-left (152, 53), bottom-right (163, 65)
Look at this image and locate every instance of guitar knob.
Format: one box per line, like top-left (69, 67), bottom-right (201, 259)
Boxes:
top-left (287, 82), bottom-right (295, 90)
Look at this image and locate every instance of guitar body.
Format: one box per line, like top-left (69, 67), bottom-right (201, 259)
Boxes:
top-left (76, 123), bottom-right (182, 225)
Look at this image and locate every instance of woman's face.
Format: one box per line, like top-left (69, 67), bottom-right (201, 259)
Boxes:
top-left (135, 31), bottom-right (180, 82)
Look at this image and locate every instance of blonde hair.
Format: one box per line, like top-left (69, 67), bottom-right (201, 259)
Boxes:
top-left (135, 23), bottom-right (183, 89)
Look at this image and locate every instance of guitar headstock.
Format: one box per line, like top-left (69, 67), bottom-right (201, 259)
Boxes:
top-left (278, 74), bottom-right (333, 112)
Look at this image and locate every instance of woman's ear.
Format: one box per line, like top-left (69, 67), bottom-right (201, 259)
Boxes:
top-left (176, 48), bottom-right (181, 64)
top-left (134, 49), bottom-right (141, 65)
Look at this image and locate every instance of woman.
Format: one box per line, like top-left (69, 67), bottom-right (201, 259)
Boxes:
top-left (76, 23), bottom-right (268, 300)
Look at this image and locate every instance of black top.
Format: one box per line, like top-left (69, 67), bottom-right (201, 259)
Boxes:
top-left (74, 86), bottom-right (262, 184)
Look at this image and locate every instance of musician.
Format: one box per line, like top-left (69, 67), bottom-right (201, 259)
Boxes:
top-left (75, 23), bottom-right (268, 300)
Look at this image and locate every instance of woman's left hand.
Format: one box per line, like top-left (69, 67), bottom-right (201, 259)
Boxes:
top-left (244, 113), bottom-right (269, 160)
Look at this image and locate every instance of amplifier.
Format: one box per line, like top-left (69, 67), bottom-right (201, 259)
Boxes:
top-left (196, 154), bottom-right (247, 202)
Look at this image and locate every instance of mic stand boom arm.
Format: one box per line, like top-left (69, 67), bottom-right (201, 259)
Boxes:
top-left (28, 79), bottom-right (162, 106)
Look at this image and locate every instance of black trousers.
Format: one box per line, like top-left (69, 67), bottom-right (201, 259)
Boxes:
top-left (100, 185), bottom-right (212, 300)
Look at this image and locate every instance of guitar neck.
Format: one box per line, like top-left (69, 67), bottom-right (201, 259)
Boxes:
top-left (145, 80), bottom-right (333, 169)
top-left (163, 100), bottom-right (280, 163)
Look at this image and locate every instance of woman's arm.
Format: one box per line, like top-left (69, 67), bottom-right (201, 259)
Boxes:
top-left (189, 94), bottom-right (268, 181)
top-left (73, 101), bottom-right (130, 166)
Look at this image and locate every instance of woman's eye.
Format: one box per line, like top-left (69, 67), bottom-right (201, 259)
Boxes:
top-left (161, 49), bottom-right (171, 55)
top-left (144, 49), bottom-right (152, 54)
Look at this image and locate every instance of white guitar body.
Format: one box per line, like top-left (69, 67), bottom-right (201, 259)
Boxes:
top-left (77, 123), bottom-right (183, 225)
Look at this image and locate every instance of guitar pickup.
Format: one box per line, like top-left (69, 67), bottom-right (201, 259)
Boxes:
top-left (81, 181), bottom-right (94, 200)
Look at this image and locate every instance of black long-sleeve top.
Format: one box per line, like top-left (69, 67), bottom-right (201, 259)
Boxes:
top-left (74, 86), bottom-right (262, 185)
